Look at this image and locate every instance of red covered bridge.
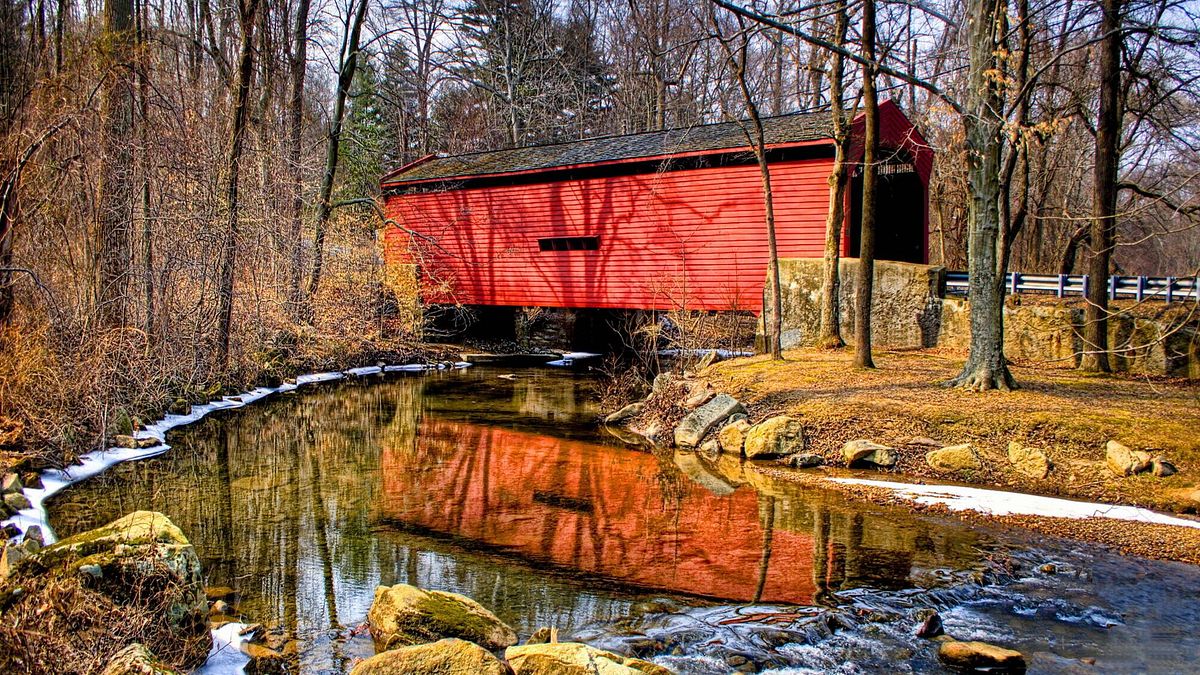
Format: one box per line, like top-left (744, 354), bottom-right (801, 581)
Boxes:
top-left (382, 101), bottom-right (932, 313)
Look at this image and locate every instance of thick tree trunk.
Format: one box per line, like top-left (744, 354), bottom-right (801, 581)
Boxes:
top-left (853, 0), bottom-right (878, 369)
top-left (285, 0), bottom-right (312, 320)
top-left (948, 0), bottom-right (1015, 391)
top-left (303, 0), bottom-right (368, 320)
top-left (214, 0), bottom-right (260, 367)
top-left (96, 0), bottom-right (136, 330)
top-left (1081, 0), bottom-right (1122, 373)
top-left (818, 0), bottom-right (850, 349)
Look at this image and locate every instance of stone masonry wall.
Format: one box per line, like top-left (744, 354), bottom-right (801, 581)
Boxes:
top-left (762, 258), bottom-right (1199, 378)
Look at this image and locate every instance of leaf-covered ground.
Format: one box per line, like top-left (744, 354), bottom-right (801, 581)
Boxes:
top-left (703, 348), bottom-right (1200, 514)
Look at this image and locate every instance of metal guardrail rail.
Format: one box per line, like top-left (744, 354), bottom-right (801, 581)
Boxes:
top-left (945, 271), bottom-right (1199, 303)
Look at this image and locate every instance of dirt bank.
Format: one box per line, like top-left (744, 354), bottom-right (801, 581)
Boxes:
top-left (700, 347), bottom-right (1200, 513)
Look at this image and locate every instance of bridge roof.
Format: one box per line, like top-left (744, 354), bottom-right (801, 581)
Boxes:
top-left (382, 111), bottom-right (835, 185)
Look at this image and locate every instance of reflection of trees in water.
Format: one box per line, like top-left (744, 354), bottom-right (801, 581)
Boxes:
top-left (46, 374), bottom-right (635, 647)
top-left (46, 371), bottom-right (990, 662)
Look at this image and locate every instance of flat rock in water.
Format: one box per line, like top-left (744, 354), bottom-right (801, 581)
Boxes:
top-left (505, 642), bottom-right (672, 675)
top-left (925, 444), bottom-right (981, 474)
top-left (1106, 440), bottom-right (1151, 476)
top-left (1007, 442), bottom-right (1051, 479)
top-left (674, 394), bottom-right (745, 449)
top-left (351, 638), bottom-right (509, 675)
top-left (937, 640), bottom-right (1026, 673)
top-left (366, 583), bottom-right (517, 651)
top-left (604, 402), bottom-right (644, 425)
top-left (842, 440), bottom-right (897, 467)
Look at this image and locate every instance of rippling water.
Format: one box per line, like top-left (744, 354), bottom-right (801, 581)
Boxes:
top-left (46, 366), bottom-right (1200, 673)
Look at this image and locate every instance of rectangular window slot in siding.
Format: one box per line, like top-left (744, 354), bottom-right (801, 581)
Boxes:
top-left (538, 236), bottom-right (600, 252)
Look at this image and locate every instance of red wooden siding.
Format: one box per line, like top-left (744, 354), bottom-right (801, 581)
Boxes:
top-left (382, 102), bottom-right (931, 313)
top-left (385, 155), bottom-right (835, 312)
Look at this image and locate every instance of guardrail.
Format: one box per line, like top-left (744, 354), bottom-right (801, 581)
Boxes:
top-left (945, 271), bottom-right (1199, 303)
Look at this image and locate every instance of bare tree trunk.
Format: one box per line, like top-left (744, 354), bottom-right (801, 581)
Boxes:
top-left (712, 13), bottom-right (783, 359)
top-left (818, 0), bottom-right (849, 349)
top-left (285, 0), bottom-right (311, 320)
top-left (215, 0), bottom-right (261, 367)
top-left (137, 0), bottom-right (154, 336)
top-left (303, 0), bottom-right (368, 320)
top-left (1081, 0), bottom-right (1122, 373)
top-left (853, 0), bottom-right (878, 369)
top-left (948, 0), bottom-right (1015, 391)
top-left (0, 174), bottom-right (16, 323)
top-left (96, 0), bottom-right (136, 330)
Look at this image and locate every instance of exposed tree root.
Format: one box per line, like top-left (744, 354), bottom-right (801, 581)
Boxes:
top-left (945, 364), bottom-right (1018, 392)
top-left (815, 335), bottom-right (846, 350)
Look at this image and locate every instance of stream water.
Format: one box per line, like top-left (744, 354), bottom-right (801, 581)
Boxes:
top-left (45, 366), bottom-right (1200, 674)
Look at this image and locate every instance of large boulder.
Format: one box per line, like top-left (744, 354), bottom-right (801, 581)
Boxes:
top-left (925, 444), bottom-right (981, 474)
top-left (842, 440), bottom-right (897, 467)
top-left (742, 416), bottom-right (805, 459)
top-left (1007, 442), bottom-right (1051, 479)
top-left (673, 394), bottom-right (745, 449)
top-left (34, 511), bottom-right (208, 633)
top-left (350, 638), bottom-right (509, 675)
top-left (505, 642), bottom-right (672, 675)
top-left (1106, 440), bottom-right (1151, 476)
top-left (101, 644), bottom-right (181, 675)
top-left (366, 583), bottom-right (517, 651)
top-left (717, 417), bottom-right (751, 455)
top-left (27, 512), bottom-right (211, 667)
top-left (937, 640), bottom-right (1026, 673)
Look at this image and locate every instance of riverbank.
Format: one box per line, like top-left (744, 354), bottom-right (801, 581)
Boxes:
top-left (605, 346), bottom-right (1200, 565)
top-left (0, 328), bottom-right (454, 480)
top-left (701, 347), bottom-right (1199, 513)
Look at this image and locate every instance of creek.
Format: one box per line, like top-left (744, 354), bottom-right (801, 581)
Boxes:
top-left (45, 366), bottom-right (1200, 673)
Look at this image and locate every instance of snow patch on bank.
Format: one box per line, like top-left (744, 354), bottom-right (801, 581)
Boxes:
top-left (546, 352), bottom-right (602, 367)
top-left (2, 361), bottom-right (470, 545)
top-left (193, 622), bottom-right (253, 675)
top-left (1, 360), bottom-right (471, 674)
top-left (830, 477), bottom-right (1200, 529)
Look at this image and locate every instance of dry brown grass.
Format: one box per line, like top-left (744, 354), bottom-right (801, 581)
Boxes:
top-left (703, 347), bottom-right (1200, 512)
top-left (0, 556), bottom-right (210, 674)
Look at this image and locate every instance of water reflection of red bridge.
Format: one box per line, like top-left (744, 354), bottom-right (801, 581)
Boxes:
top-left (379, 419), bottom-right (821, 603)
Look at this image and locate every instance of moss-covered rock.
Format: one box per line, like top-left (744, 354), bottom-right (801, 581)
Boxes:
top-left (1007, 442), bottom-right (1051, 479)
top-left (32, 511), bottom-right (208, 642)
top-left (350, 638), bottom-right (510, 675)
top-left (1105, 440), bottom-right (1150, 476)
top-left (717, 417), bottom-right (751, 455)
top-left (743, 416), bottom-right (805, 459)
top-left (366, 583), bottom-right (517, 651)
top-left (505, 642), bottom-right (673, 675)
top-left (842, 440), bottom-right (896, 467)
top-left (925, 444), bottom-right (982, 474)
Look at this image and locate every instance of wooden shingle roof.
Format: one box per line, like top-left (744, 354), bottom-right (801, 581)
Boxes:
top-left (384, 111), bottom-right (834, 184)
